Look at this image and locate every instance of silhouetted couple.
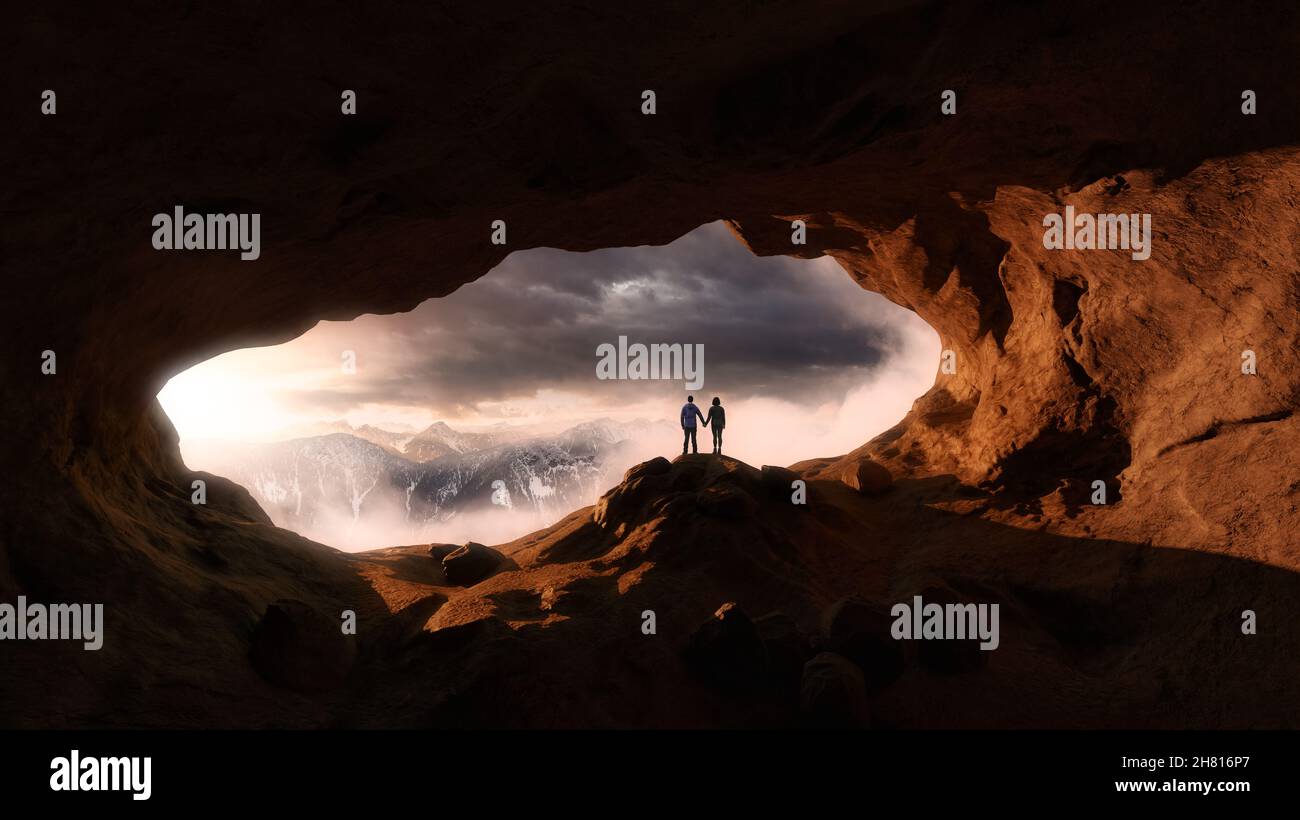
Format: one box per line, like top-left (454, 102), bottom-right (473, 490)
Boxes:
top-left (681, 395), bottom-right (725, 455)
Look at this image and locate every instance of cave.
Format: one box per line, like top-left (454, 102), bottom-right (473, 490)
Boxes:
top-left (5, 1), bottom-right (1300, 736)
top-left (155, 221), bottom-right (940, 552)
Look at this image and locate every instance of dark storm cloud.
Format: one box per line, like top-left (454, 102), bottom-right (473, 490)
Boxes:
top-left (279, 221), bottom-right (916, 416)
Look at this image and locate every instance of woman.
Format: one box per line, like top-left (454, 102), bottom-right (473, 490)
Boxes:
top-left (704, 397), bottom-right (726, 454)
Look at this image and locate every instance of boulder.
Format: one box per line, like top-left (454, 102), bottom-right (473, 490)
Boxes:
top-left (623, 456), bottom-right (672, 482)
top-left (427, 543), bottom-right (457, 560)
top-left (441, 541), bottom-right (506, 586)
top-left (800, 652), bottom-right (871, 729)
top-left (754, 611), bottom-right (813, 697)
top-left (840, 459), bottom-right (893, 494)
top-left (683, 602), bottom-right (768, 691)
top-left (822, 597), bottom-right (905, 692)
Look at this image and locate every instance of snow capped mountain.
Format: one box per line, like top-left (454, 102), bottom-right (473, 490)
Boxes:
top-left (400, 420), bottom-right (526, 462)
top-left (268, 420), bottom-right (413, 453)
top-left (181, 418), bottom-right (675, 550)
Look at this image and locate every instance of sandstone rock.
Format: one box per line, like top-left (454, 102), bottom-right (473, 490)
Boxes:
top-left (9, 2), bottom-right (1300, 732)
top-left (754, 611), bottom-right (813, 698)
top-left (683, 602), bottom-right (768, 691)
top-left (759, 465), bottom-right (801, 495)
top-left (914, 585), bottom-right (991, 676)
top-left (917, 633), bottom-right (989, 675)
top-left (695, 484), bottom-right (756, 519)
top-left (594, 459), bottom-right (678, 529)
top-left (249, 600), bottom-right (355, 693)
top-left (840, 459), bottom-right (893, 494)
top-left (442, 542), bottom-right (506, 586)
top-left (706, 458), bottom-right (764, 495)
top-left (427, 543), bottom-right (457, 560)
top-left (187, 470), bottom-right (273, 525)
top-left (822, 597), bottom-right (905, 692)
top-left (650, 492), bottom-right (699, 520)
top-left (538, 576), bottom-right (612, 615)
top-left (800, 652), bottom-right (870, 729)
top-left (539, 584), bottom-right (561, 611)
top-left (623, 456), bottom-right (672, 483)
top-left (671, 464), bottom-right (708, 492)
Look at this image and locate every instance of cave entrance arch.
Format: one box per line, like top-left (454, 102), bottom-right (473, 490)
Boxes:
top-left (157, 221), bottom-right (940, 551)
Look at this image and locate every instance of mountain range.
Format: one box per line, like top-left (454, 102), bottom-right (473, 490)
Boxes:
top-left (181, 418), bottom-right (675, 549)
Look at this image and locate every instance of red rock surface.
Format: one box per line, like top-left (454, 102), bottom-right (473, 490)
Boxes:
top-left (2, 1), bottom-right (1299, 727)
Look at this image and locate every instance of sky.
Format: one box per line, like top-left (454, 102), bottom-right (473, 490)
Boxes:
top-left (158, 221), bottom-right (940, 467)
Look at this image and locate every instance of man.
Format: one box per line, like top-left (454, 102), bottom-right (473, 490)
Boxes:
top-left (680, 395), bottom-right (705, 455)
top-left (704, 396), bottom-right (725, 454)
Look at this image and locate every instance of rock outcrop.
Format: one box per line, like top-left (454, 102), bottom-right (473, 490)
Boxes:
top-left (684, 602), bottom-right (768, 692)
top-left (441, 542), bottom-right (511, 586)
top-left (839, 459), bottom-right (893, 495)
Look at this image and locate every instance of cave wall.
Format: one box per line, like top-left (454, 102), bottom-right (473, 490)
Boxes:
top-left (3, 0), bottom-right (1300, 726)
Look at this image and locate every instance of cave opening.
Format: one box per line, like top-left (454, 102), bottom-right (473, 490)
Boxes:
top-left (156, 221), bottom-right (940, 551)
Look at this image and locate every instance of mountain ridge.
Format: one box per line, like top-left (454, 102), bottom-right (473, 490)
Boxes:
top-left (182, 417), bottom-right (677, 549)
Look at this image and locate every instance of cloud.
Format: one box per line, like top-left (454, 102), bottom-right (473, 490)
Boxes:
top-left (161, 220), bottom-right (940, 445)
top-left (267, 221), bottom-right (927, 419)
